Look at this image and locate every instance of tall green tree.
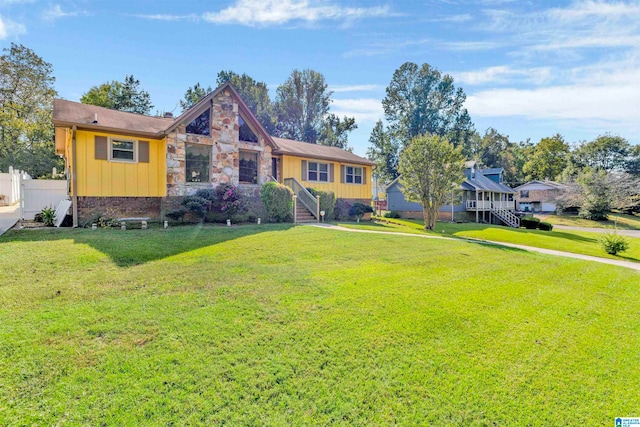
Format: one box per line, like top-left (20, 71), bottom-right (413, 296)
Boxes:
top-left (573, 134), bottom-right (631, 172)
top-left (367, 120), bottom-right (399, 184)
top-left (523, 134), bottom-right (570, 181)
top-left (217, 70), bottom-right (276, 134)
top-left (81, 75), bottom-right (153, 115)
top-left (382, 62), bottom-right (474, 148)
top-left (0, 43), bottom-right (62, 177)
top-left (180, 83), bottom-right (212, 112)
top-left (398, 134), bottom-right (465, 230)
top-left (318, 114), bottom-right (357, 149)
top-left (274, 69), bottom-right (332, 144)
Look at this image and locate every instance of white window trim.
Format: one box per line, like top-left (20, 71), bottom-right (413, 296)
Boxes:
top-left (308, 161), bottom-right (330, 182)
top-left (345, 165), bottom-right (363, 185)
top-left (239, 150), bottom-right (259, 184)
top-left (108, 137), bottom-right (138, 163)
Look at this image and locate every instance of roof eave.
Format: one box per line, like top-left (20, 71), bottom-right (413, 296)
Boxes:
top-left (52, 120), bottom-right (165, 139)
top-left (272, 150), bottom-right (375, 166)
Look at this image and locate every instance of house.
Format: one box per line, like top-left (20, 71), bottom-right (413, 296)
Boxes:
top-left (514, 180), bottom-right (565, 213)
top-left (386, 161), bottom-right (519, 227)
top-left (52, 83), bottom-right (373, 225)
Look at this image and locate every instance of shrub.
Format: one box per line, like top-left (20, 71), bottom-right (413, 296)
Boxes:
top-left (34, 212), bottom-right (44, 223)
top-left (181, 195), bottom-right (208, 219)
top-left (39, 206), bottom-right (56, 227)
top-left (521, 217), bottom-right (540, 229)
top-left (537, 221), bottom-right (554, 231)
top-left (334, 199), bottom-right (353, 221)
top-left (384, 211), bottom-right (401, 218)
top-left (600, 232), bottom-right (630, 255)
top-left (307, 188), bottom-right (335, 221)
top-left (82, 211), bottom-right (119, 228)
top-left (348, 202), bottom-right (374, 221)
top-left (166, 208), bottom-right (187, 223)
top-left (261, 182), bottom-right (293, 223)
top-left (213, 183), bottom-right (248, 220)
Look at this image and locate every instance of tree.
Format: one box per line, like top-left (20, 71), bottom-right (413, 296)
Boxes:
top-left (318, 114), bottom-right (357, 149)
top-left (573, 134), bottom-right (630, 172)
top-left (382, 62), bottom-right (474, 148)
top-left (217, 70), bottom-right (276, 134)
top-left (398, 134), bottom-right (465, 230)
top-left (80, 75), bottom-right (153, 115)
top-left (522, 134), bottom-right (570, 181)
top-left (625, 144), bottom-right (640, 176)
top-left (180, 83), bottom-right (212, 112)
top-left (367, 120), bottom-right (399, 184)
top-left (0, 43), bottom-right (62, 177)
top-left (274, 69), bottom-right (332, 144)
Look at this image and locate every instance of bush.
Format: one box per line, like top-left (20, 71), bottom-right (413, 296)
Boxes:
top-left (166, 208), bottom-right (187, 223)
top-left (213, 183), bottom-right (248, 220)
top-left (384, 211), bottom-right (401, 218)
top-left (261, 182), bottom-right (293, 223)
top-left (537, 221), bottom-right (553, 231)
top-left (82, 211), bottom-right (119, 228)
top-left (600, 232), bottom-right (630, 255)
top-left (348, 202), bottom-right (374, 221)
top-left (521, 217), bottom-right (540, 229)
top-left (39, 206), bottom-right (56, 227)
top-left (334, 199), bottom-right (353, 221)
top-left (34, 212), bottom-right (44, 223)
top-left (307, 188), bottom-right (335, 221)
top-left (181, 195), bottom-right (208, 219)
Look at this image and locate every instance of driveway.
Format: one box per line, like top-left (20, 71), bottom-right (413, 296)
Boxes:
top-left (0, 205), bottom-right (20, 236)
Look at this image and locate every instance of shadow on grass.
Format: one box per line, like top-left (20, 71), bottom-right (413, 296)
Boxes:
top-left (0, 223), bottom-right (294, 267)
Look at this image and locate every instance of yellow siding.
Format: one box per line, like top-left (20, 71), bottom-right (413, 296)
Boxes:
top-left (280, 155), bottom-right (372, 200)
top-left (74, 130), bottom-right (166, 197)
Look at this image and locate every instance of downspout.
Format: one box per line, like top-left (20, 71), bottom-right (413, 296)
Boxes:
top-left (71, 125), bottom-right (78, 228)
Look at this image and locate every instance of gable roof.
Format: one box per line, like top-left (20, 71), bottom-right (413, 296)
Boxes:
top-left (480, 167), bottom-right (504, 176)
top-left (513, 180), bottom-right (566, 190)
top-left (271, 137), bottom-right (374, 166)
top-left (52, 99), bottom-right (173, 138)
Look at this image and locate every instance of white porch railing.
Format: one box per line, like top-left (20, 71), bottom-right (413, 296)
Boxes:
top-left (466, 200), bottom-right (514, 211)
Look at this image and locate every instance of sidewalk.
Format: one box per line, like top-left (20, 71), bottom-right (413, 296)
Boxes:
top-left (551, 224), bottom-right (640, 238)
top-left (0, 205), bottom-right (20, 236)
top-left (308, 223), bottom-right (640, 272)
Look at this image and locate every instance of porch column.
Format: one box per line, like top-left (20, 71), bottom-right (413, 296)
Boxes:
top-left (475, 191), bottom-right (478, 223)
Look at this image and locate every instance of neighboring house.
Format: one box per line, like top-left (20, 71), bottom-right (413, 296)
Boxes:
top-left (514, 180), bottom-right (565, 213)
top-left (386, 161), bottom-right (519, 227)
top-left (53, 83), bottom-right (373, 225)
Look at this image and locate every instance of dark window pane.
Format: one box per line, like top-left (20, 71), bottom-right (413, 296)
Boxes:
top-left (346, 175), bottom-right (353, 183)
top-left (308, 162), bottom-right (318, 172)
top-left (239, 115), bottom-right (258, 143)
top-left (112, 141), bottom-right (133, 151)
top-left (113, 150), bottom-right (134, 160)
top-left (186, 144), bottom-right (210, 182)
top-left (319, 163), bottom-right (328, 172)
top-left (239, 151), bottom-right (258, 184)
top-left (319, 172), bottom-right (328, 182)
top-left (355, 175), bottom-right (362, 184)
top-left (308, 171), bottom-right (318, 181)
top-left (186, 110), bottom-right (210, 135)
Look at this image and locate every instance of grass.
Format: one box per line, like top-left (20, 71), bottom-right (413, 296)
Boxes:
top-left (1, 224), bottom-right (639, 425)
top-left (341, 217), bottom-right (640, 262)
top-left (537, 212), bottom-right (640, 230)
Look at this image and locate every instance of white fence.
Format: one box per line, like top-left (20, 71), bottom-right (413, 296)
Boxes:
top-left (20, 179), bottom-right (68, 220)
top-left (0, 167), bottom-right (28, 205)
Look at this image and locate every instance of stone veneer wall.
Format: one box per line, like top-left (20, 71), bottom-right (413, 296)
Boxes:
top-left (76, 197), bottom-right (162, 225)
top-left (166, 89), bottom-right (272, 197)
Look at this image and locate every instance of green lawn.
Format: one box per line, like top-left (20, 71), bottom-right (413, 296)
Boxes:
top-left (1, 225), bottom-right (639, 425)
top-left (344, 218), bottom-right (640, 262)
top-left (537, 212), bottom-right (640, 230)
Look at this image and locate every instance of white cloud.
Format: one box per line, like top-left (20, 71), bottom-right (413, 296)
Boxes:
top-left (455, 66), bottom-right (552, 85)
top-left (441, 40), bottom-right (503, 51)
top-left (42, 4), bottom-right (89, 22)
top-left (0, 14), bottom-right (25, 38)
top-left (330, 98), bottom-right (384, 123)
top-left (330, 84), bottom-right (382, 93)
top-left (429, 13), bottom-right (472, 23)
top-left (134, 13), bottom-right (199, 22)
top-left (202, 0), bottom-right (392, 26)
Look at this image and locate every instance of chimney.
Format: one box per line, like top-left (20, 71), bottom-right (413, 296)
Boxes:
top-left (164, 112), bottom-right (173, 119)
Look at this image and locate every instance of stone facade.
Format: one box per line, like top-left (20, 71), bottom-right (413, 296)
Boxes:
top-left (166, 89), bottom-right (272, 197)
top-left (77, 196), bottom-right (162, 224)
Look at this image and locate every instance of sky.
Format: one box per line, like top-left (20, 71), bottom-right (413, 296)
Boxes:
top-left (1, 0), bottom-right (638, 156)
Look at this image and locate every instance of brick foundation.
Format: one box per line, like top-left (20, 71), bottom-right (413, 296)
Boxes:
top-left (76, 197), bottom-right (162, 225)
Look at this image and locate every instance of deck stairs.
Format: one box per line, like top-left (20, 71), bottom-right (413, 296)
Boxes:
top-left (491, 207), bottom-right (520, 228)
top-left (283, 177), bottom-right (319, 223)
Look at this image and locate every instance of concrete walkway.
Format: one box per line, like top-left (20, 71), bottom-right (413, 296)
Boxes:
top-left (307, 223), bottom-right (640, 272)
top-left (0, 205), bottom-right (19, 236)
top-left (551, 224), bottom-right (640, 238)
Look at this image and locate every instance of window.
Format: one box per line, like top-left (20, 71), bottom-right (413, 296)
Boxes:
top-left (186, 109), bottom-right (210, 135)
top-left (346, 166), bottom-right (362, 184)
top-left (520, 190), bottom-right (529, 198)
top-left (239, 114), bottom-right (258, 143)
top-left (110, 138), bottom-right (136, 162)
top-left (239, 151), bottom-right (258, 184)
top-left (186, 143), bottom-right (210, 182)
top-left (308, 162), bottom-right (329, 182)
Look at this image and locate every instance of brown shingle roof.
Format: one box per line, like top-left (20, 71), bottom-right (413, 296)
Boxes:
top-left (271, 137), bottom-right (374, 166)
top-left (53, 99), bottom-right (174, 138)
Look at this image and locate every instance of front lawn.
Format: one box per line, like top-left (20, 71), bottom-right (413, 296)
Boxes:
top-left (344, 218), bottom-right (640, 262)
top-left (1, 225), bottom-right (638, 425)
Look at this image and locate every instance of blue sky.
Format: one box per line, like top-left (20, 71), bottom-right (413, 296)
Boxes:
top-left (1, 0), bottom-right (638, 156)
